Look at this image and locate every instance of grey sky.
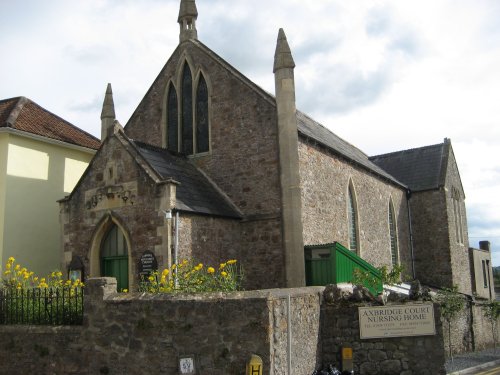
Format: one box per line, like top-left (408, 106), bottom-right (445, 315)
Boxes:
top-left (1, 0), bottom-right (500, 264)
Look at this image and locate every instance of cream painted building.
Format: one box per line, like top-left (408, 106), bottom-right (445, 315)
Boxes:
top-left (0, 97), bottom-right (99, 276)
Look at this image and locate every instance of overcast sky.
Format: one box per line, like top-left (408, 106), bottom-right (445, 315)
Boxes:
top-left (1, 0), bottom-right (500, 265)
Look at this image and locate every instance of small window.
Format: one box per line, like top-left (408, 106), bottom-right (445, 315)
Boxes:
top-left (389, 200), bottom-right (398, 266)
top-left (482, 260), bottom-right (488, 288)
top-left (347, 183), bottom-right (358, 253)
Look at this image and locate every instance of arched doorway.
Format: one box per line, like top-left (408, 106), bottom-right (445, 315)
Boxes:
top-left (100, 223), bottom-right (129, 291)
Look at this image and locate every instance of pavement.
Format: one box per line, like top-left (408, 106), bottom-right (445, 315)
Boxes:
top-left (446, 348), bottom-right (500, 374)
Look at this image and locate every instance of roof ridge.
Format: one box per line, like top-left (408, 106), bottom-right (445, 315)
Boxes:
top-left (369, 142), bottom-right (445, 160)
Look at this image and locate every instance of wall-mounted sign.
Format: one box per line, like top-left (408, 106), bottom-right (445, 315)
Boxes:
top-left (358, 303), bottom-right (436, 339)
top-left (138, 250), bottom-right (158, 277)
top-left (179, 356), bottom-right (195, 374)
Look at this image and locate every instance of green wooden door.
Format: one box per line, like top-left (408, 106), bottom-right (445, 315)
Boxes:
top-left (101, 224), bottom-right (129, 291)
top-left (102, 256), bottom-right (129, 291)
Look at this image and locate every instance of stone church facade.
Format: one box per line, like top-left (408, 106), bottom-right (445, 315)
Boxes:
top-left (60, 0), bottom-right (478, 295)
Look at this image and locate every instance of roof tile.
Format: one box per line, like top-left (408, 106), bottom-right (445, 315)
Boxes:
top-left (0, 96), bottom-right (100, 150)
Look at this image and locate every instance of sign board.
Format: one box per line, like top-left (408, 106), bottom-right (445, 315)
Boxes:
top-left (138, 250), bottom-right (158, 277)
top-left (358, 303), bottom-right (436, 339)
top-left (179, 356), bottom-right (195, 375)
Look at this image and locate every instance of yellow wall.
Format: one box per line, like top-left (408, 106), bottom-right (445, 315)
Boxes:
top-left (1, 133), bottom-right (94, 276)
top-left (0, 133), bottom-right (9, 272)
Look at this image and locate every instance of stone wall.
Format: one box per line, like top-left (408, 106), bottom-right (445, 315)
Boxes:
top-left (60, 134), bottom-right (173, 291)
top-left (298, 139), bottom-right (412, 273)
top-left (0, 278), bottom-right (322, 375)
top-left (409, 190), bottom-right (452, 288)
top-left (1, 279), bottom-right (498, 374)
top-left (409, 143), bottom-right (473, 295)
top-left (444, 148), bottom-right (472, 295)
top-left (321, 302), bottom-right (447, 375)
top-left (441, 298), bottom-right (500, 356)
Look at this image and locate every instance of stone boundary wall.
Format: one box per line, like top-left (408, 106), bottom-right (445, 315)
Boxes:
top-left (0, 279), bottom-right (498, 374)
top-left (321, 303), bottom-right (447, 375)
top-left (442, 299), bottom-right (500, 356)
top-left (0, 278), bottom-right (323, 375)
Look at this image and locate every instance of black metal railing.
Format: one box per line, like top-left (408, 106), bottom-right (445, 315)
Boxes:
top-left (0, 287), bottom-right (84, 325)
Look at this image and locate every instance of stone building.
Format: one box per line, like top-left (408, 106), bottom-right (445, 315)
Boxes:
top-left (59, 0), bottom-right (486, 295)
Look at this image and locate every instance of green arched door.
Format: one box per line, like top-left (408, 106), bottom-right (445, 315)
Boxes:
top-left (101, 224), bottom-right (129, 291)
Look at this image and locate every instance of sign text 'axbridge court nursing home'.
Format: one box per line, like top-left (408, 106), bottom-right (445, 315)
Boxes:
top-left (358, 303), bottom-right (436, 339)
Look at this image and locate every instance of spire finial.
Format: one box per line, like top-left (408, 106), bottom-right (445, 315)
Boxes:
top-left (101, 83), bottom-right (116, 141)
top-left (101, 83), bottom-right (115, 120)
top-left (273, 28), bottom-right (295, 73)
top-left (178, 0), bottom-right (198, 43)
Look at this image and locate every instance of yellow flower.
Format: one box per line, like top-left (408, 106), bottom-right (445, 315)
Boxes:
top-left (5, 263), bottom-right (11, 270)
top-left (227, 259), bottom-right (237, 265)
top-left (56, 271), bottom-right (63, 278)
top-left (14, 264), bottom-right (20, 271)
top-left (172, 264), bottom-right (176, 270)
top-left (33, 277), bottom-right (39, 282)
top-left (148, 275), bottom-right (155, 282)
top-left (8, 257), bottom-right (15, 263)
top-left (162, 269), bottom-right (169, 276)
top-left (4, 270), bottom-right (10, 275)
top-left (182, 259), bottom-right (188, 266)
top-left (207, 267), bottom-right (215, 274)
top-left (40, 278), bottom-right (46, 283)
top-left (221, 271), bottom-right (228, 278)
top-left (219, 263), bottom-right (226, 269)
top-left (122, 289), bottom-right (128, 293)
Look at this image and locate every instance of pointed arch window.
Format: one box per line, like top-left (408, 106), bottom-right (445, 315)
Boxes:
top-left (166, 63), bottom-right (210, 155)
top-left (347, 183), bottom-right (359, 253)
top-left (388, 200), bottom-right (399, 266)
top-left (452, 187), bottom-right (464, 244)
top-left (196, 74), bottom-right (209, 153)
top-left (167, 84), bottom-right (178, 152)
top-left (181, 64), bottom-right (193, 155)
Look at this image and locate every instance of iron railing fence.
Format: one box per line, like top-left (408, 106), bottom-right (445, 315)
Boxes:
top-left (0, 287), bottom-right (84, 325)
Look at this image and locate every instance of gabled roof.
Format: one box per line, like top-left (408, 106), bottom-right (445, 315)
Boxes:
top-left (184, 41), bottom-right (406, 188)
top-left (133, 141), bottom-right (242, 219)
top-left (0, 96), bottom-right (100, 150)
top-left (369, 141), bottom-right (449, 192)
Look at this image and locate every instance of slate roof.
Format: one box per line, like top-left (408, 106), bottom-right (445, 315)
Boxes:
top-left (133, 141), bottom-right (242, 219)
top-left (369, 142), bottom-right (447, 192)
top-left (0, 96), bottom-right (100, 150)
top-left (297, 111), bottom-right (406, 187)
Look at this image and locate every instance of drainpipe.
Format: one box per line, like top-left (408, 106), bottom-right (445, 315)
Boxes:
top-left (406, 189), bottom-right (416, 279)
top-left (286, 294), bottom-right (292, 374)
top-left (174, 210), bottom-right (180, 287)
